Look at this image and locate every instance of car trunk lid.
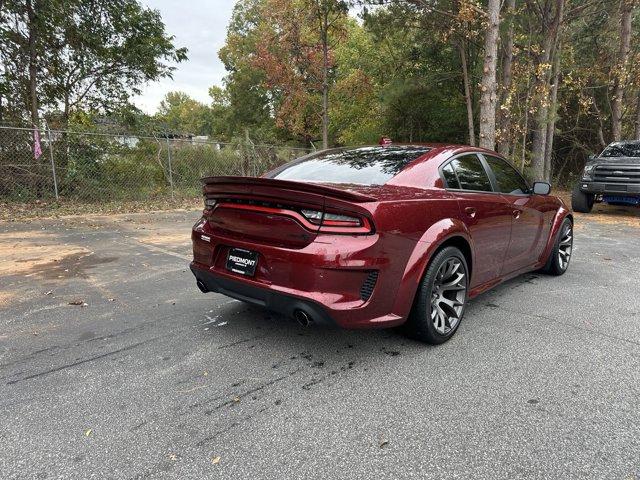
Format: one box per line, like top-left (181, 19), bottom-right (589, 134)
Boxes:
top-left (202, 176), bottom-right (377, 248)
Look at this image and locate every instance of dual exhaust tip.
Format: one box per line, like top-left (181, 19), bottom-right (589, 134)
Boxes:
top-left (197, 279), bottom-right (313, 327)
top-left (196, 280), bottom-right (208, 293)
top-left (293, 309), bottom-right (312, 327)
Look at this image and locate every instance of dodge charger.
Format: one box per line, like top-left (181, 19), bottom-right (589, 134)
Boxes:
top-left (190, 145), bottom-right (573, 344)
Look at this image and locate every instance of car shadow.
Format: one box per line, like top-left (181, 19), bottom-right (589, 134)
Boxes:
top-left (195, 299), bottom-right (431, 359)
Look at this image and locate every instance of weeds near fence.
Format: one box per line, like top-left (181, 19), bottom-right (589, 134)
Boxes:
top-left (0, 126), bottom-right (311, 210)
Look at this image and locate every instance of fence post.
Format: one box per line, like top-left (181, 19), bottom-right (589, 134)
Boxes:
top-left (165, 135), bottom-right (174, 199)
top-left (46, 125), bottom-right (59, 200)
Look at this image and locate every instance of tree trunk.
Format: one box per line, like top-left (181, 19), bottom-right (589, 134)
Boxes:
top-left (458, 40), bottom-right (475, 146)
top-left (592, 97), bottom-right (608, 147)
top-left (611, 0), bottom-right (634, 141)
top-left (544, 43), bottom-right (562, 181)
top-left (529, 0), bottom-right (564, 180)
top-left (497, 0), bottom-right (516, 156)
top-left (635, 92), bottom-right (640, 140)
top-left (320, 10), bottom-right (329, 150)
top-left (26, 0), bottom-right (42, 197)
top-left (26, 0), bottom-right (39, 127)
top-left (478, 0), bottom-right (501, 150)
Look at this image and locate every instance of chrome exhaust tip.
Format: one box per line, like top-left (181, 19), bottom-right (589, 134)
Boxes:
top-left (293, 309), bottom-right (312, 327)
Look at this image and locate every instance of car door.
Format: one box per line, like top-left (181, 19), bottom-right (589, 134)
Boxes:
top-left (441, 154), bottom-right (513, 288)
top-left (481, 155), bottom-right (546, 275)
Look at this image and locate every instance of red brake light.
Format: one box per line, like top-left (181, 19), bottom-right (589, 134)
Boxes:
top-left (300, 209), bottom-right (373, 234)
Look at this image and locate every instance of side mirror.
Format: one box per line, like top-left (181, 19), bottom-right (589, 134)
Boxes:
top-left (532, 181), bottom-right (551, 195)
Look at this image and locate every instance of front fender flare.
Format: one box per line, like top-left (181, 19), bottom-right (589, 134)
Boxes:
top-left (538, 206), bottom-right (572, 267)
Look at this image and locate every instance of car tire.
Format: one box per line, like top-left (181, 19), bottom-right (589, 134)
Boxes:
top-left (540, 217), bottom-right (573, 276)
top-left (403, 246), bottom-right (468, 345)
top-left (571, 185), bottom-right (594, 213)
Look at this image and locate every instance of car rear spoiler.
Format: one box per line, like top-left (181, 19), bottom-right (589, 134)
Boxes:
top-left (201, 176), bottom-right (377, 203)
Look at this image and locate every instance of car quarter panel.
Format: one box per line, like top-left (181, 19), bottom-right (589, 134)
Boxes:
top-left (389, 216), bottom-right (472, 320)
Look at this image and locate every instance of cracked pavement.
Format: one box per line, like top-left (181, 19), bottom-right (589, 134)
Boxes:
top-left (1, 207), bottom-right (639, 479)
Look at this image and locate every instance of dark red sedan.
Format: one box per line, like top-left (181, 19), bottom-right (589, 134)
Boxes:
top-left (190, 144), bottom-right (573, 344)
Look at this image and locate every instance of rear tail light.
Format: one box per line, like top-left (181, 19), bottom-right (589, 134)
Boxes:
top-left (300, 208), bottom-right (373, 234)
top-left (300, 209), bottom-right (323, 223)
top-left (323, 213), bottom-right (362, 227)
top-left (207, 199), bottom-right (373, 235)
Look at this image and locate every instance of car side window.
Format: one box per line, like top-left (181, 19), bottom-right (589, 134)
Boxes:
top-left (441, 163), bottom-right (460, 189)
top-left (450, 155), bottom-right (493, 192)
top-left (484, 155), bottom-right (530, 195)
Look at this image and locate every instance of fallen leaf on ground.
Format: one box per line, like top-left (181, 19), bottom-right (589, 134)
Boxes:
top-left (85, 429), bottom-right (92, 437)
top-left (233, 396), bottom-right (240, 403)
top-left (108, 298), bottom-right (115, 302)
top-left (44, 290), bottom-right (53, 295)
top-left (211, 456), bottom-right (221, 465)
top-left (68, 300), bottom-right (88, 307)
top-left (379, 440), bottom-right (389, 448)
top-left (178, 385), bottom-right (206, 394)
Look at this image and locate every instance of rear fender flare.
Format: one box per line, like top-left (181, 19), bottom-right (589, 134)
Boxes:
top-left (392, 218), bottom-right (473, 319)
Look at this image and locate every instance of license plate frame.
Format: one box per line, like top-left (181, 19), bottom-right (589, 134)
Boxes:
top-left (226, 247), bottom-right (258, 277)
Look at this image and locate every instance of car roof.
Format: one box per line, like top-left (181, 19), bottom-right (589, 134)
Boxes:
top-left (607, 140), bottom-right (640, 145)
top-left (332, 143), bottom-right (503, 157)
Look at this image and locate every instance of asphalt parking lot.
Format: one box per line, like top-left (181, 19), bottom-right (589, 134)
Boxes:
top-left (1, 204), bottom-right (639, 479)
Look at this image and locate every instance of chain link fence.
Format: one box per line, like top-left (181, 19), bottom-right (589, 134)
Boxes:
top-left (0, 126), bottom-right (312, 204)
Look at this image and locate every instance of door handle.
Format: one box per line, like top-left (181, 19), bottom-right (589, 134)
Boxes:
top-left (513, 209), bottom-right (522, 219)
top-left (464, 207), bottom-right (477, 218)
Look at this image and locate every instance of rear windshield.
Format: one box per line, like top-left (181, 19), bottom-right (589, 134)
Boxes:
top-left (601, 142), bottom-right (640, 158)
top-left (270, 146), bottom-right (431, 185)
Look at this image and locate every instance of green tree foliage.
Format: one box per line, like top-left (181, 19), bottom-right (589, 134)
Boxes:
top-left (217, 0), bottom-right (276, 142)
top-left (156, 92), bottom-right (212, 135)
top-left (0, 0), bottom-right (186, 125)
top-left (4, 0), bottom-right (640, 185)
top-left (211, 0), bottom-right (640, 182)
top-left (249, 0), bottom-right (349, 145)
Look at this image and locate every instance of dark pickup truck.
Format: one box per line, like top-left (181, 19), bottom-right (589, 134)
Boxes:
top-left (572, 140), bottom-right (640, 213)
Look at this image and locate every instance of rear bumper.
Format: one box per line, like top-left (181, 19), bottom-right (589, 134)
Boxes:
top-left (190, 263), bottom-right (336, 326)
top-left (190, 218), bottom-right (410, 329)
top-left (579, 181), bottom-right (640, 195)
top-left (190, 261), bottom-right (404, 329)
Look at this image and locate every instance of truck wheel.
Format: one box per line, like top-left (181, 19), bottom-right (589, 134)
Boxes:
top-left (571, 185), bottom-right (594, 213)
